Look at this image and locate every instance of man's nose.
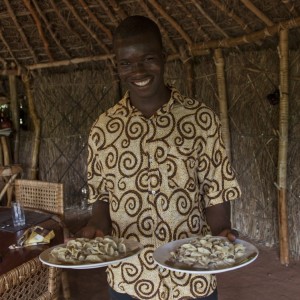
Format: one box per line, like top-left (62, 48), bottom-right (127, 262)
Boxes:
top-left (131, 61), bottom-right (145, 72)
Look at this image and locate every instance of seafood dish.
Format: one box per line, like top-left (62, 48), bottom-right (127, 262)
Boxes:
top-left (169, 235), bottom-right (245, 269)
top-left (50, 236), bottom-right (127, 264)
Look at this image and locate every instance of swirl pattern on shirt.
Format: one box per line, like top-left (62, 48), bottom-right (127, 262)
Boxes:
top-left (88, 87), bottom-right (241, 299)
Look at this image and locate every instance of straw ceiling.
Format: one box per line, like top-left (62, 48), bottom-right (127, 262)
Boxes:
top-left (0, 0), bottom-right (300, 74)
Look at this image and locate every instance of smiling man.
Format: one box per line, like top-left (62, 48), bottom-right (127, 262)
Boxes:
top-left (113, 18), bottom-right (170, 118)
top-left (81, 15), bottom-right (241, 300)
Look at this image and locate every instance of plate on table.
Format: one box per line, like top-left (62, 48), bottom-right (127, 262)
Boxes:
top-left (153, 236), bottom-right (259, 274)
top-left (40, 238), bottom-right (143, 269)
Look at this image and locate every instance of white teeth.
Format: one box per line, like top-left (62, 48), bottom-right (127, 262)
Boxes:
top-left (133, 79), bottom-right (150, 86)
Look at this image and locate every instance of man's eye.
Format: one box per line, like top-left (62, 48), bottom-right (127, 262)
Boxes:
top-left (145, 57), bottom-right (155, 62)
top-left (119, 62), bottom-right (130, 67)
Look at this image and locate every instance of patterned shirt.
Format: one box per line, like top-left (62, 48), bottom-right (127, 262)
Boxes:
top-left (88, 87), bottom-right (241, 299)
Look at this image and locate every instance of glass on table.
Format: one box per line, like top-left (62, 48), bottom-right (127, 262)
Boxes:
top-left (11, 201), bottom-right (26, 227)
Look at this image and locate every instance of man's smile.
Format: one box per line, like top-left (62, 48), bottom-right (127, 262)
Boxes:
top-left (132, 78), bottom-right (151, 87)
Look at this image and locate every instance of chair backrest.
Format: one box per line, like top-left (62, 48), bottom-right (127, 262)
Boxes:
top-left (0, 257), bottom-right (61, 300)
top-left (14, 179), bottom-right (64, 217)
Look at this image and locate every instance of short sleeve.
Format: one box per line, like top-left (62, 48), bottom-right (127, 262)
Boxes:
top-left (198, 112), bottom-right (241, 207)
top-left (87, 123), bottom-right (109, 204)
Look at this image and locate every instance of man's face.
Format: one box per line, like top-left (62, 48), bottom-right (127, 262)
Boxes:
top-left (114, 32), bottom-right (165, 102)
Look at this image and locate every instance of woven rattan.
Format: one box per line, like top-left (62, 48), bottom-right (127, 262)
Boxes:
top-left (0, 257), bottom-right (60, 300)
top-left (10, 179), bottom-right (70, 299)
top-left (14, 179), bottom-right (64, 217)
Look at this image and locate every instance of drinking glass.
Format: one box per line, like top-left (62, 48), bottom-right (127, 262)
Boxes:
top-left (11, 201), bottom-right (26, 227)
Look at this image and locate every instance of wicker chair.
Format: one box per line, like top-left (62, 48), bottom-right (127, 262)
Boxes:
top-left (0, 257), bottom-right (61, 300)
top-left (13, 179), bottom-right (71, 300)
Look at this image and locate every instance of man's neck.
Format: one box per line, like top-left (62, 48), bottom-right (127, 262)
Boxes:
top-left (130, 86), bottom-right (171, 118)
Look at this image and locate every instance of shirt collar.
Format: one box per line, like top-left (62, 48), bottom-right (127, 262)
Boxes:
top-left (113, 86), bottom-right (185, 117)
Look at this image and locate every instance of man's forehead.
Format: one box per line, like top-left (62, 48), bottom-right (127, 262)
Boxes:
top-left (114, 33), bottom-right (162, 52)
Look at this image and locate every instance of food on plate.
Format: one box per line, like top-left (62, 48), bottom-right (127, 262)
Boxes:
top-left (169, 235), bottom-right (245, 269)
top-left (50, 236), bottom-right (127, 264)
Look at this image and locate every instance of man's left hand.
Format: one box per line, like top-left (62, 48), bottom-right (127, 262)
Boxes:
top-left (218, 228), bottom-right (239, 242)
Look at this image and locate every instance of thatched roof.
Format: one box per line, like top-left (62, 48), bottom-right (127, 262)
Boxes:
top-left (1, 0), bottom-right (300, 74)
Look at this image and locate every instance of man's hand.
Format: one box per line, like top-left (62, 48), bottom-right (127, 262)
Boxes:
top-left (76, 225), bottom-right (104, 239)
top-left (75, 200), bottom-right (112, 239)
top-left (218, 228), bottom-right (239, 242)
top-left (205, 201), bottom-right (240, 242)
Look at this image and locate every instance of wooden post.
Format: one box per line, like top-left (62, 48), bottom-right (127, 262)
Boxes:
top-left (277, 29), bottom-right (289, 265)
top-left (0, 137), bottom-right (12, 205)
top-left (180, 46), bottom-right (195, 98)
top-left (214, 48), bottom-right (231, 161)
top-left (0, 137), bottom-right (10, 166)
top-left (9, 74), bottom-right (20, 163)
top-left (22, 74), bottom-right (41, 179)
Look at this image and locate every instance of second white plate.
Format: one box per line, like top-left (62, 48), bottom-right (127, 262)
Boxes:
top-left (153, 237), bottom-right (258, 274)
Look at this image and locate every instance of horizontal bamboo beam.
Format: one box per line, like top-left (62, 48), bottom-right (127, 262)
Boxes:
top-left (10, 16), bottom-right (300, 72)
top-left (191, 16), bottom-right (300, 52)
top-left (26, 49), bottom-right (211, 71)
top-left (27, 54), bottom-right (115, 70)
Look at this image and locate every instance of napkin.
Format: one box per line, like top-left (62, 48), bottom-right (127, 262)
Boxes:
top-left (9, 226), bottom-right (55, 249)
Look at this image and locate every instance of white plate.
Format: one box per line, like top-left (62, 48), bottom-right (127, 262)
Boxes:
top-left (39, 239), bottom-right (143, 269)
top-left (153, 237), bottom-right (259, 274)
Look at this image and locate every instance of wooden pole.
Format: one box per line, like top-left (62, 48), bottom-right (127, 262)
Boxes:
top-left (22, 74), bottom-right (41, 179)
top-left (191, 16), bottom-right (300, 52)
top-left (0, 136), bottom-right (12, 205)
top-left (214, 48), bottom-right (231, 161)
top-left (214, 48), bottom-right (234, 225)
top-left (180, 46), bottom-right (195, 98)
top-left (277, 29), bottom-right (289, 265)
top-left (0, 137), bottom-right (10, 166)
top-left (9, 74), bottom-right (20, 163)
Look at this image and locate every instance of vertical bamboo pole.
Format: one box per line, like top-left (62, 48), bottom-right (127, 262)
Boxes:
top-left (0, 137), bottom-right (10, 166)
top-left (214, 48), bottom-right (231, 161)
top-left (0, 136), bottom-right (12, 205)
top-left (9, 74), bottom-right (20, 163)
top-left (214, 48), bottom-right (234, 225)
top-left (0, 142), bottom-right (3, 164)
top-left (183, 60), bottom-right (195, 98)
top-left (22, 74), bottom-right (41, 179)
top-left (180, 46), bottom-right (195, 98)
top-left (277, 29), bottom-right (289, 265)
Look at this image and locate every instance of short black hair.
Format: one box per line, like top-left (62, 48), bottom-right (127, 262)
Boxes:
top-left (113, 15), bottom-right (163, 48)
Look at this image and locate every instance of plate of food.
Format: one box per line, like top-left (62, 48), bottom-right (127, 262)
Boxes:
top-left (40, 236), bottom-right (143, 269)
top-left (153, 235), bottom-right (258, 274)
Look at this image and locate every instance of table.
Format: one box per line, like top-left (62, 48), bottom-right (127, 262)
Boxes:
top-left (0, 207), bottom-right (64, 299)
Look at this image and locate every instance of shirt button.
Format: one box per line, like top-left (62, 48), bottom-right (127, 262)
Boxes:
top-left (151, 190), bottom-right (156, 195)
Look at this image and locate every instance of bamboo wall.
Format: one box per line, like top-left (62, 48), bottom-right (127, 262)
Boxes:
top-left (18, 49), bottom-right (300, 259)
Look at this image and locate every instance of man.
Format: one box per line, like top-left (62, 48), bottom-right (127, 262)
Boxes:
top-left (81, 15), bottom-right (241, 300)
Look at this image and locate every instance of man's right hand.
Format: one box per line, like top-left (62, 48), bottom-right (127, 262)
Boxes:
top-left (76, 225), bottom-right (104, 239)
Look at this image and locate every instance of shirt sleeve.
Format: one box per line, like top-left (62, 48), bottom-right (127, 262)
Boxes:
top-left (198, 110), bottom-right (241, 207)
top-left (87, 122), bottom-right (109, 204)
